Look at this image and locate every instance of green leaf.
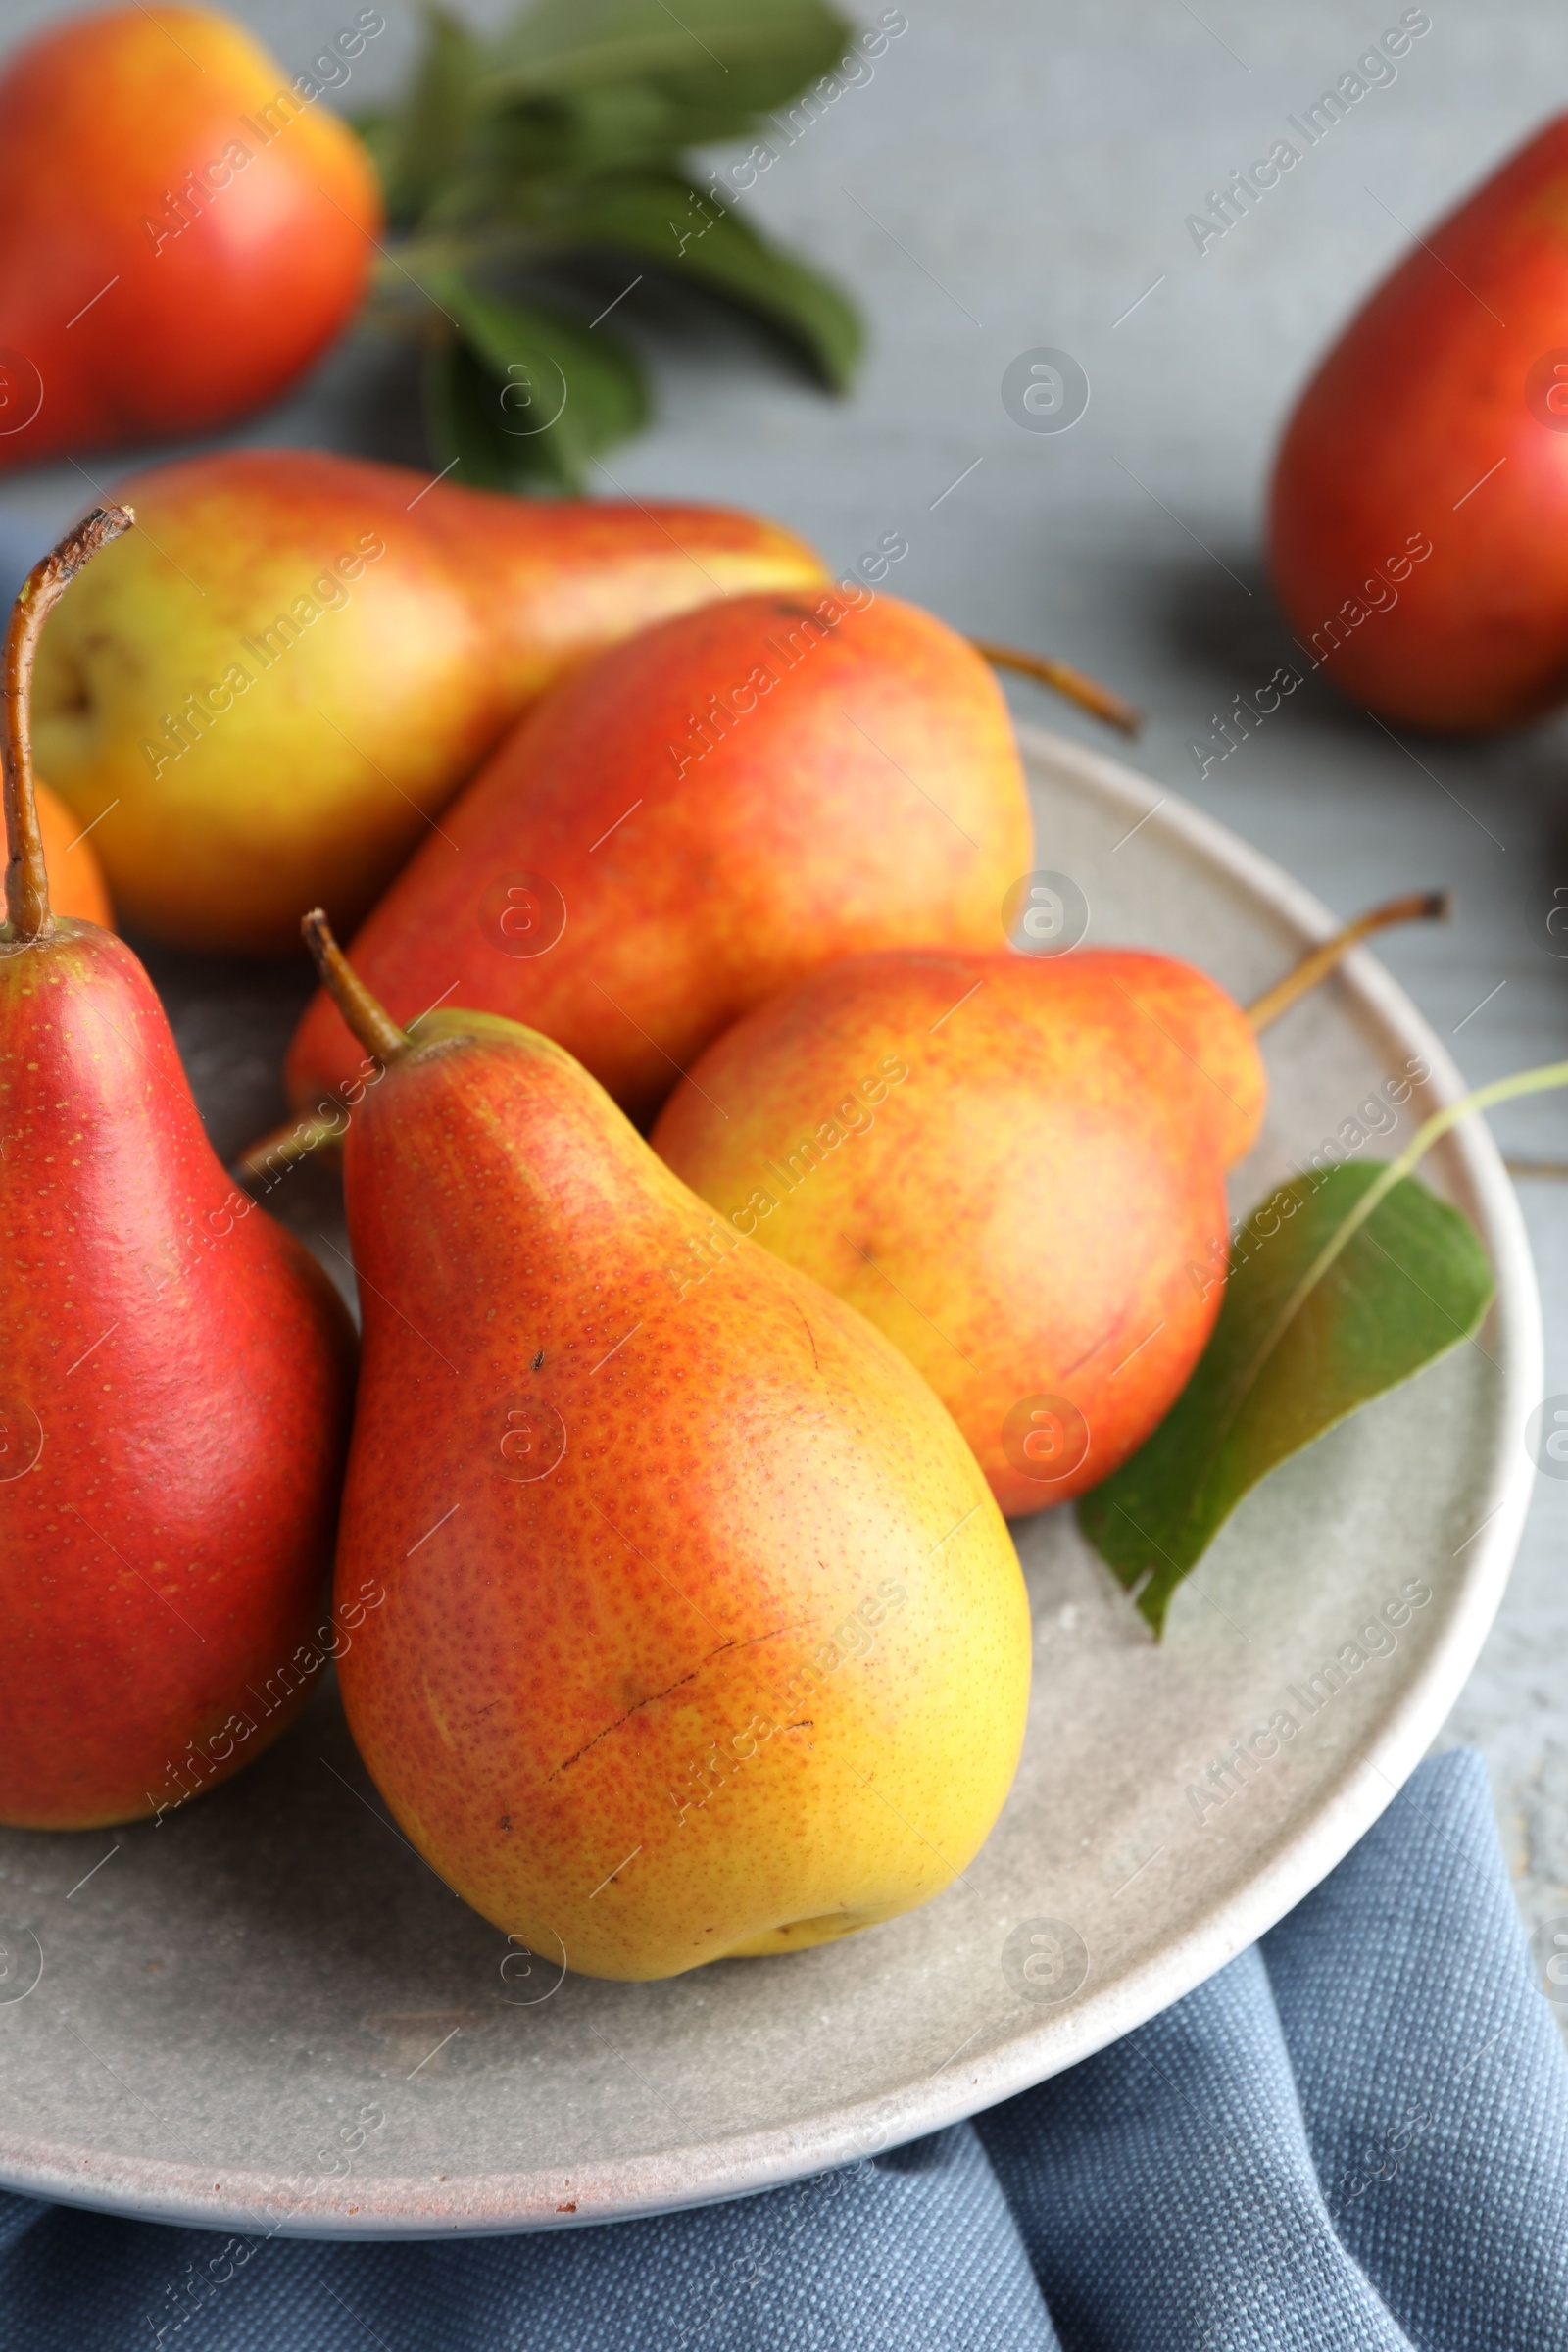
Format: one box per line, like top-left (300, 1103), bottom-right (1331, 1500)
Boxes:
top-left (422, 272), bottom-right (649, 494)
top-left (436, 89), bottom-right (698, 204)
top-left (1077, 1162), bottom-right (1494, 1636)
top-left (1079, 1054), bottom-right (1568, 1628)
top-left (482, 0), bottom-right (852, 108)
top-left (373, 5), bottom-right (487, 228)
top-left (535, 174), bottom-right (862, 388)
top-left (369, 0), bottom-right (871, 479)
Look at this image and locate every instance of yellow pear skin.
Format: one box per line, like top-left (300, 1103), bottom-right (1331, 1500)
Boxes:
top-left (31, 451), bottom-right (825, 953)
top-left (313, 937), bottom-right (1033, 1984)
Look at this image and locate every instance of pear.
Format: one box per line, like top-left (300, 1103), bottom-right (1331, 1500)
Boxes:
top-left (1270, 111), bottom-right (1568, 730)
top-left (33, 776), bottom-right (112, 928)
top-left (32, 450), bottom-right (826, 954)
top-left (305, 916), bottom-right (1030, 1982)
top-left (0, 511), bottom-right (356, 1830)
top-left (651, 948), bottom-right (1266, 1517)
top-left (286, 588), bottom-right (1033, 1125)
top-left (0, 7), bottom-right (380, 474)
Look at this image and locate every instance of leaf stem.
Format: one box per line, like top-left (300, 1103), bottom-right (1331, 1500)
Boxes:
top-left (368, 228), bottom-right (521, 300)
top-left (1244, 1055), bottom-right (1568, 1396)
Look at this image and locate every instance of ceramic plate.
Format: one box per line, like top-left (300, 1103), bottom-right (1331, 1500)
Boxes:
top-left (0, 725), bottom-right (1540, 2235)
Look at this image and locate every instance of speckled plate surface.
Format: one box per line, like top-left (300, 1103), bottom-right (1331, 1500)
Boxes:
top-left (0, 726), bottom-right (1541, 2236)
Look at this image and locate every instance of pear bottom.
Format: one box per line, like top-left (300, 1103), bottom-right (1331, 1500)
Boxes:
top-left (328, 1003), bottom-right (1033, 1985)
top-left (722, 1906), bottom-right (915, 1959)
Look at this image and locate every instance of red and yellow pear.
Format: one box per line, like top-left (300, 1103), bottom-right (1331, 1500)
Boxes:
top-left (287, 588), bottom-right (1034, 1124)
top-left (0, 7), bottom-right (381, 473)
top-left (305, 917), bottom-right (1031, 1981)
top-left (1270, 110), bottom-right (1568, 731)
top-left (33, 776), bottom-right (112, 928)
top-left (32, 450), bottom-right (828, 953)
top-left (652, 947), bottom-right (1267, 1516)
top-left (0, 509), bottom-right (356, 1830)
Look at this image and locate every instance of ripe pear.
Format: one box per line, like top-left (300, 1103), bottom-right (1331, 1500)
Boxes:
top-left (0, 510), bottom-right (356, 1831)
top-left (0, 7), bottom-right (380, 473)
top-left (32, 451), bottom-right (826, 954)
top-left (1270, 111), bottom-right (1568, 731)
top-left (286, 589), bottom-right (1033, 1125)
top-left (304, 916), bottom-right (1030, 1982)
top-left (651, 949), bottom-right (1266, 1517)
top-left (33, 777), bottom-right (112, 928)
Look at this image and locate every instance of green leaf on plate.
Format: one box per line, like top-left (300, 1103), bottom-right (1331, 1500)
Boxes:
top-left (537, 174), bottom-right (862, 388)
top-left (1077, 1161), bottom-right (1494, 1636)
top-left (423, 271), bottom-right (649, 494)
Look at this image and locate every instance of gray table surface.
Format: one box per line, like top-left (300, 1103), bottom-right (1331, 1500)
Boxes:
top-left (1, 0), bottom-right (1564, 1989)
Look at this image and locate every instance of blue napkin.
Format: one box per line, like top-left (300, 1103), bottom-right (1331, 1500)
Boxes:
top-left (1, 1747), bottom-right (1562, 2349)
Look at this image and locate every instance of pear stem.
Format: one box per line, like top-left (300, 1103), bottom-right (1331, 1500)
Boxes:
top-left (301, 909), bottom-right (411, 1065)
top-left (1247, 889), bottom-right (1452, 1035)
top-left (973, 641), bottom-right (1142, 736)
top-left (2, 505), bottom-right (133, 942)
top-left (234, 1108), bottom-right (347, 1190)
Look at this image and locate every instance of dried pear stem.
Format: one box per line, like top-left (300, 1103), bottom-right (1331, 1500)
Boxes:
top-left (2, 505), bottom-right (133, 942)
top-left (301, 908), bottom-right (411, 1064)
top-left (974, 641), bottom-right (1142, 736)
top-left (1248, 890), bottom-right (1451, 1035)
top-left (235, 1109), bottom-right (347, 1189)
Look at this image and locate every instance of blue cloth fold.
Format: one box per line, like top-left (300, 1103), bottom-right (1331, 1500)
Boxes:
top-left (1, 1749), bottom-right (1562, 2350)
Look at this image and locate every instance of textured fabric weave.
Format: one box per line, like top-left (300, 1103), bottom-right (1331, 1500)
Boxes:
top-left (0, 1749), bottom-right (1561, 2349)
